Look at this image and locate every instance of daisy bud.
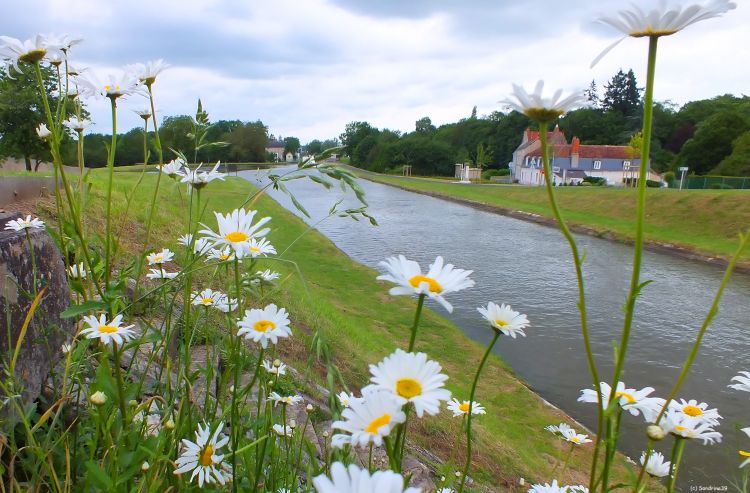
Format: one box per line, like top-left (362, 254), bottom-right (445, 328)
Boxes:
top-left (519, 478), bottom-right (525, 486)
top-left (273, 359), bottom-right (282, 368)
top-left (322, 430), bottom-right (330, 438)
top-left (646, 424), bottom-right (666, 441)
top-left (267, 380), bottom-right (274, 387)
top-left (165, 418), bottom-right (175, 430)
top-left (306, 404), bottom-right (314, 412)
top-left (455, 471), bottom-right (462, 478)
top-left (289, 419), bottom-right (297, 429)
top-left (440, 476), bottom-right (446, 482)
top-left (89, 391), bottom-right (107, 406)
top-left (229, 385), bottom-right (235, 393)
top-left (61, 343), bottom-right (72, 354)
top-left (141, 461), bottom-right (150, 471)
top-left (129, 399), bottom-right (138, 407)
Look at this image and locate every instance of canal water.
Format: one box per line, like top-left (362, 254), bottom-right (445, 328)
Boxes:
top-left (241, 168), bottom-right (750, 487)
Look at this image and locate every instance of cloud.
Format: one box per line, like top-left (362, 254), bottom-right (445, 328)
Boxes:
top-left (1, 0), bottom-right (747, 142)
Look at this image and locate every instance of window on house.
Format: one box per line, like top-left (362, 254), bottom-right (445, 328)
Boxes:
top-left (552, 166), bottom-right (560, 173)
top-left (593, 160), bottom-right (602, 170)
top-left (623, 160), bottom-right (631, 170)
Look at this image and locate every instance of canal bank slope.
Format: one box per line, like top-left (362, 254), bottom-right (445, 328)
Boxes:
top-left (350, 168), bottom-right (750, 272)
top-left (31, 171), bottom-right (656, 491)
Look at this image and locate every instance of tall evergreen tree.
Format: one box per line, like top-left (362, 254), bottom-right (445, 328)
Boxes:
top-left (584, 80), bottom-right (600, 108)
top-left (602, 69), bottom-right (642, 118)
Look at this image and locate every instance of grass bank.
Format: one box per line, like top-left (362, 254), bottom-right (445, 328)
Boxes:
top-left (352, 169), bottom-right (750, 266)
top-left (33, 169), bottom-right (655, 491)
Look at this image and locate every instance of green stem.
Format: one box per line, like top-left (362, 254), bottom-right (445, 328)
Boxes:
top-left (407, 294), bottom-right (425, 352)
top-left (600, 409), bottom-right (622, 492)
top-left (457, 330), bottom-right (500, 493)
top-left (558, 442), bottom-right (576, 481)
top-left (538, 120), bottom-right (603, 491)
top-left (25, 230), bottom-right (38, 296)
top-left (112, 343), bottom-right (129, 427)
top-left (104, 97), bottom-right (118, 289)
top-left (667, 438), bottom-right (687, 493)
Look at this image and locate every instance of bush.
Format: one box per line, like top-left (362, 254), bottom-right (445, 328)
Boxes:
top-left (582, 176), bottom-right (606, 186)
top-left (481, 168), bottom-right (510, 180)
top-left (646, 179), bottom-right (661, 188)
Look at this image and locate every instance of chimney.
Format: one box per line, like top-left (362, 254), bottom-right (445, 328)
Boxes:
top-left (571, 136), bottom-right (580, 169)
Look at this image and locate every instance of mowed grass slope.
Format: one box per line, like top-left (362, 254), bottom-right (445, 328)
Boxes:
top-left (354, 171), bottom-right (750, 262)
top-left (35, 169), bottom-right (657, 491)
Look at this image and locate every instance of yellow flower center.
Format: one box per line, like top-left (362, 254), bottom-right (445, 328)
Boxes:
top-left (152, 256), bottom-right (163, 263)
top-left (250, 246), bottom-right (261, 252)
top-left (682, 405), bottom-right (703, 417)
top-left (631, 29), bottom-right (678, 38)
top-left (740, 450), bottom-right (750, 458)
top-left (459, 402), bottom-right (471, 413)
top-left (365, 413), bottom-right (391, 434)
top-left (99, 325), bottom-right (119, 333)
top-left (571, 436), bottom-right (581, 443)
top-left (20, 49), bottom-right (47, 63)
top-left (408, 275), bottom-right (442, 293)
top-left (675, 425), bottom-right (687, 432)
top-left (225, 231), bottom-right (249, 243)
top-left (198, 445), bottom-right (214, 466)
top-left (253, 320), bottom-right (276, 333)
top-left (494, 319), bottom-right (508, 327)
top-left (219, 254), bottom-right (231, 260)
top-left (396, 378), bottom-right (422, 399)
top-left (202, 297), bottom-right (214, 305)
top-left (614, 391), bottom-right (636, 404)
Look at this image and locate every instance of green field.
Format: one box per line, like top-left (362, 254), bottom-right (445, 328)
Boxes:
top-left (353, 170), bottom-right (750, 264)
top-left (30, 169), bottom-right (657, 491)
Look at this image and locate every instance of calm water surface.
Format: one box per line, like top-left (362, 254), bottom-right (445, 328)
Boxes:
top-left (242, 168), bottom-right (750, 486)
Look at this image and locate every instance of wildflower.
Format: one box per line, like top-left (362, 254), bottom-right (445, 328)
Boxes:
top-left (77, 70), bottom-right (141, 100)
top-left (191, 288), bottom-right (224, 308)
top-left (527, 480), bottom-right (568, 493)
top-left (741, 428), bottom-right (750, 468)
top-left (246, 237), bottom-right (276, 257)
top-left (729, 371), bottom-right (750, 393)
top-left (128, 59), bottom-right (169, 86)
top-left (237, 303), bottom-right (292, 348)
top-left (0, 34), bottom-right (50, 68)
top-left (179, 162), bottom-right (226, 190)
top-left (63, 117), bottom-right (91, 134)
top-left (273, 424), bottom-right (294, 437)
top-left (141, 461), bottom-right (150, 472)
top-left (161, 159), bottom-right (185, 178)
top-left (263, 359), bottom-right (287, 376)
top-left (36, 123), bottom-right (51, 139)
top-left (207, 247), bottom-right (236, 263)
top-left (545, 423), bottom-right (591, 445)
top-left (134, 108), bottom-right (152, 120)
top-left (313, 462), bottom-right (420, 493)
top-left (68, 262), bottom-right (87, 279)
top-left (366, 348), bottom-right (450, 417)
top-left (199, 208), bottom-right (271, 258)
top-left (447, 398), bottom-right (486, 417)
top-left (646, 424), bottom-right (667, 441)
top-left (662, 409), bottom-right (722, 445)
top-left (640, 451), bottom-right (671, 478)
top-left (502, 81), bottom-right (584, 123)
top-left (215, 295), bottom-right (237, 313)
top-left (4, 215), bottom-right (45, 231)
top-left (146, 248), bottom-right (174, 265)
top-left (89, 390), bottom-right (107, 406)
top-left (592, 0), bottom-right (737, 66)
top-left (332, 389), bottom-right (406, 448)
top-left (174, 422), bottom-right (228, 487)
top-left (146, 268), bottom-right (179, 280)
top-left (377, 255), bottom-right (474, 313)
top-left (667, 398), bottom-right (721, 426)
top-left (66, 64), bottom-right (86, 77)
top-left (578, 382), bottom-right (664, 417)
top-left (477, 302), bottom-right (530, 338)
top-left (257, 269), bottom-right (281, 282)
top-left (269, 392), bottom-right (303, 407)
top-left (80, 313), bottom-right (135, 346)
top-left (337, 391), bottom-right (362, 408)
top-left (44, 33), bottom-right (82, 54)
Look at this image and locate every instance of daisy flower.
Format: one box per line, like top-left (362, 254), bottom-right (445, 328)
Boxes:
top-left (146, 248), bottom-right (174, 265)
top-left (237, 303), bottom-right (292, 348)
top-left (36, 123), bottom-right (51, 139)
top-left (331, 433), bottom-right (352, 449)
top-left (207, 247), bottom-right (237, 263)
top-left (337, 391), bottom-right (362, 408)
top-left (729, 371), bottom-right (750, 393)
top-left (662, 409), bottom-right (722, 445)
top-left (68, 262), bottom-right (87, 279)
top-left (331, 389), bottom-right (406, 448)
top-left (146, 268), bottom-right (179, 280)
top-left (134, 108), bottom-right (152, 120)
top-left (179, 162), bottom-right (226, 190)
top-left (377, 255), bottom-right (474, 313)
top-left (545, 423), bottom-right (590, 445)
top-left (4, 215), bottom-right (45, 231)
top-left (269, 392), bottom-right (303, 407)
top-left (667, 398), bottom-right (721, 426)
top-left (215, 295), bottom-right (237, 313)
top-left (578, 381), bottom-right (664, 417)
top-left (76, 69), bottom-right (141, 100)
top-left (740, 428), bottom-right (750, 468)
top-left (592, 0), bottom-right (737, 66)
top-left (199, 208), bottom-right (271, 258)
top-left (477, 302), bottom-right (530, 338)
top-left (191, 288), bottom-right (224, 308)
top-left (246, 237), bottom-right (276, 257)
top-left (365, 349), bottom-right (450, 417)
top-left (272, 424), bottom-right (294, 437)
top-left (174, 422), bottom-right (228, 487)
top-left (502, 80), bottom-right (585, 123)
top-left (257, 269), bottom-right (281, 282)
top-left (44, 33), bottom-right (82, 54)
top-left (640, 451), bottom-right (671, 478)
top-left (527, 480), bottom-right (569, 493)
top-left (80, 313), bottom-right (135, 346)
top-left (263, 359), bottom-right (287, 376)
top-left (0, 34), bottom-right (50, 68)
top-left (447, 398), bottom-right (486, 417)
top-left (63, 117), bottom-right (91, 134)
top-left (127, 59), bottom-right (169, 86)
top-left (161, 158), bottom-right (185, 178)
top-left (312, 462), bottom-right (419, 493)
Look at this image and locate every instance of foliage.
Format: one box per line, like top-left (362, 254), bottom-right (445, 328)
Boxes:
top-left (677, 109), bottom-right (749, 175)
top-left (711, 130), bottom-right (750, 176)
top-left (225, 120), bottom-right (268, 162)
top-left (601, 68), bottom-right (642, 119)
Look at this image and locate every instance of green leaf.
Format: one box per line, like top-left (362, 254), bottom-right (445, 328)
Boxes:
top-left (61, 300), bottom-right (108, 318)
top-left (84, 460), bottom-right (114, 490)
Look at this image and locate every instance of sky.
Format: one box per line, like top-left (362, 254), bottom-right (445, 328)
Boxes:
top-left (1, 0), bottom-right (748, 143)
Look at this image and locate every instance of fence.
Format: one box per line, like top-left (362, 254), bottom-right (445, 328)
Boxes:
top-left (669, 175), bottom-right (750, 190)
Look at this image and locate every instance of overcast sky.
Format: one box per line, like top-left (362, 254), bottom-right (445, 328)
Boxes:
top-left (2, 0), bottom-right (747, 142)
